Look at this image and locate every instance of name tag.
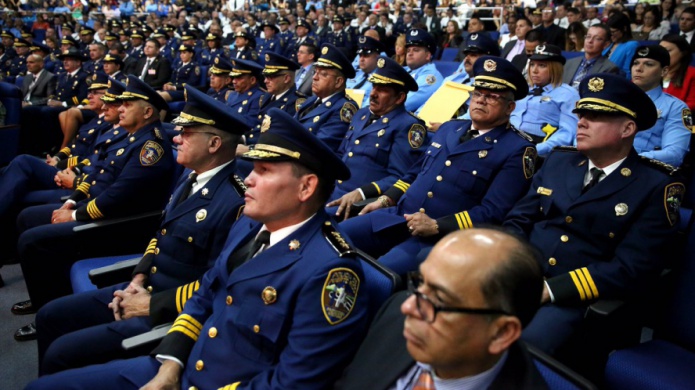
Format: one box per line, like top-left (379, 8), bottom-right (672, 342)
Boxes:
top-left (431, 142), bottom-right (441, 148)
top-left (148, 69), bottom-right (156, 75)
top-left (537, 187), bottom-right (553, 196)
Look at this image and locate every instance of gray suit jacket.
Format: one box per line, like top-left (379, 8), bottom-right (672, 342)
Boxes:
top-left (562, 56), bottom-right (621, 85)
top-left (22, 70), bottom-right (57, 106)
top-left (296, 63), bottom-right (315, 97)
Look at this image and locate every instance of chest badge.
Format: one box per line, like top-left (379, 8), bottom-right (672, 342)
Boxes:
top-left (621, 168), bottom-right (631, 177)
top-left (478, 150), bottom-right (488, 159)
top-left (201, 188), bottom-right (209, 196)
top-left (262, 287), bottom-right (278, 305)
top-left (195, 209), bottom-right (207, 223)
top-left (289, 239), bottom-right (300, 251)
top-left (615, 203), bottom-right (628, 216)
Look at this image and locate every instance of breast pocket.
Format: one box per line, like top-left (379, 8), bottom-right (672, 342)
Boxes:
top-left (455, 164), bottom-right (493, 196)
top-left (421, 146), bottom-right (442, 172)
top-left (233, 303), bottom-right (286, 364)
top-left (169, 222), bottom-right (212, 260)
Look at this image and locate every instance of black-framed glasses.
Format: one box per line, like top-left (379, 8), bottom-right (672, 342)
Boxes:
top-left (179, 130), bottom-right (219, 139)
top-left (407, 272), bottom-right (511, 323)
top-left (471, 90), bottom-right (511, 105)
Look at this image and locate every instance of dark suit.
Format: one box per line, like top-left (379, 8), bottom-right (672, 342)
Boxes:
top-left (361, 25), bottom-right (386, 42)
top-left (134, 55), bottom-right (172, 90)
top-left (122, 55), bottom-right (138, 76)
top-left (21, 70), bottom-right (57, 106)
top-left (561, 56), bottom-right (621, 85)
top-left (334, 292), bottom-right (549, 390)
top-left (511, 52), bottom-right (529, 73)
top-left (296, 63), bottom-right (315, 97)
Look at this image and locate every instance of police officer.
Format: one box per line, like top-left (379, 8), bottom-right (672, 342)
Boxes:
top-left (79, 26), bottom-right (96, 57)
top-left (12, 75), bottom-right (176, 337)
top-left (226, 58), bottom-right (265, 120)
top-left (126, 29), bottom-right (145, 60)
top-left (256, 20), bottom-right (281, 64)
top-left (7, 37), bottom-right (30, 81)
top-left (511, 44), bottom-right (580, 156)
top-left (152, 29), bottom-right (173, 63)
top-left (162, 44), bottom-right (201, 91)
top-left (0, 29), bottom-right (17, 60)
top-left (444, 32), bottom-right (500, 85)
top-left (328, 56), bottom-right (428, 220)
top-left (295, 43), bottom-right (358, 155)
top-left (340, 57), bottom-right (537, 275)
top-left (206, 56), bottom-right (234, 102)
top-left (284, 18), bottom-right (318, 62)
top-left (346, 36), bottom-right (385, 108)
top-left (231, 31), bottom-right (258, 62)
top-left (326, 15), bottom-right (353, 54)
top-left (403, 29), bottom-right (443, 112)
top-left (82, 42), bottom-right (106, 75)
top-left (631, 44), bottom-right (691, 167)
top-left (199, 33), bottom-right (225, 66)
top-left (162, 24), bottom-right (180, 59)
top-left (35, 86), bottom-right (249, 373)
top-left (504, 73), bottom-right (683, 356)
top-left (102, 53), bottom-right (126, 82)
top-left (277, 17), bottom-right (294, 50)
top-left (26, 107), bottom-right (370, 390)
top-left (30, 42), bottom-right (57, 73)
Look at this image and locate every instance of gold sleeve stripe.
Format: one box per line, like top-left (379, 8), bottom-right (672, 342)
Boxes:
top-left (574, 269), bottom-right (595, 300)
top-left (168, 314), bottom-right (203, 340)
top-left (454, 211), bottom-right (474, 230)
top-left (59, 147), bottom-right (71, 156)
top-left (76, 182), bottom-right (91, 195)
top-left (218, 383), bottom-right (241, 390)
top-left (580, 267), bottom-right (599, 299)
top-left (144, 238), bottom-right (158, 255)
top-left (371, 182), bottom-right (381, 195)
top-left (67, 156), bottom-right (78, 168)
top-left (176, 280), bottom-right (201, 313)
top-left (175, 285), bottom-right (183, 313)
top-left (86, 200), bottom-right (104, 219)
top-left (72, 96), bottom-right (79, 105)
top-left (81, 159), bottom-right (91, 166)
top-left (569, 271), bottom-right (587, 301)
top-left (393, 180), bottom-right (410, 193)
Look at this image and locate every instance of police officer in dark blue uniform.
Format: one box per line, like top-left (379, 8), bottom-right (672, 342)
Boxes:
top-left (102, 53), bottom-right (126, 82)
top-left (152, 29), bottom-right (174, 63)
top-left (0, 29), bottom-right (17, 61)
top-left (327, 56), bottom-right (427, 219)
top-left (230, 31), bottom-right (259, 62)
top-left (162, 44), bottom-right (201, 91)
top-left (340, 56), bottom-right (537, 276)
top-left (226, 58), bottom-right (265, 119)
top-left (199, 33), bottom-right (225, 66)
top-left (346, 35), bottom-right (386, 108)
top-left (163, 24), bottom-right (180, 60)
top-left (326, 15), bottom-right (353, 55)
top-left (7, 37), bottom-right (30, 82)
top-left (126, 29), bottom-right (145, 61)
top-left (277, 17), bottom-right (294, 50)
top-left (11, 75), bottom-right (176, 338)
top-left (504, 73), bottom-right (684, 355)
top-left (295, 43), bottom-right (358, 155)
top-left (26, 107), bottom-right (370, 390)
top-left (78, 26), bottom-right (96, 58)
top-left (256, 20), bottom-right (281, 65)
top-left (284, 18), bottom-right (319, 62)
top-left (206, 56), bottom-right (234, 102)
top-left (34, 86), bottom-right (250, 374)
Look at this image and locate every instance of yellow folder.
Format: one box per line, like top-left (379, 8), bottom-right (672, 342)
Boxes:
top-left (417, 81), bottom-right (473, 125)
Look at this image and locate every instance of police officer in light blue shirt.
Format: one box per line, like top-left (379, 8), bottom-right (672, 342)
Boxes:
top-left (345, 36), bottom-right (385, 108)
top-left (511, 44), bottom-right (580, 156)
top-left (403, 29), bottom-right (443, 112)
top-left (630, 44), bottom-right (691, 167)
top-left (444, 33), bottom-right (500, 85)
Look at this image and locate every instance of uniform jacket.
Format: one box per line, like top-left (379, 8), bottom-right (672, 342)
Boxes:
top-left (199, 48), bottom-right (225, 66)
top-left (380, 120), bottom-right (537, 235)
top-left (8, 53), bottom-right (27, 79)
top-left (284, 36), bottom-right (319, 62)
top-left (246, 87), bottom-right (303, 144)
top-left (21, 69), bottom-right (57, 106)
top-left (257, 37), bottom-right (282, 63)
top-left (226, 84), bottom-right (265, 121)
top-left (231, 46), bottom-right (258, 62)
top-left (206, 85), bottom-right (234, 103)
top-left (82, 58), bottom-right (103, 75)
top-left (149, 212), bottom-right (370, 390)
top-left (331, 105), bottom-right (427, 200)
top-left (333, 291), bottom-right (549, 390)
top-left (68, 121), bottom-right (175, 221)
top-left (504, 148), bottom-right (683, 305)
top-left (561, 56), bottom-right (621, 86)
top-left (325, 30), bottom-right (353, 51)
top-left (511, 83), bottom-right (580, 156)
top-left (295, 92), bottom-right (358, 154)
top-left (634, 87), bottom-right (691, 167)
top-left (54, 68), bottom-right (89, 106)
top-left (136, 163), bottom-right (247, 324)
top-left (54, 115), bottom-right (110, 170)
top-left (169, 62), bottom-right (201, 89)
top-left (134, 55), bottom-right (172, 90)
top-left (404, 62), bottom-right (443, 112)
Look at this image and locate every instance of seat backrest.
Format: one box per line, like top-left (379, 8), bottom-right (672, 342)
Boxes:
top-left (354, 249), bottom-right (403, 320)
top-left (562, 51), bottom-right (585, 60)
top-left (433, 61), bottom-right (460, 78)
top-left (660, 224), bottom-right (695, 350)
top-left (440, 47), bottom-right (458, 62)
top-left (0, 81), bottom-right (22, 125)
top-left (198, 65), bottom-right (209, 87)
top-left (528, 344), bottom-right (598, 390)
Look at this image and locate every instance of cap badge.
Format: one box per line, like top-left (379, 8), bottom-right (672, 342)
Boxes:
top-left (322, 46), bottom-right (329, 55)
top-left (265, 53), bottom-right (270, 62)
top-left (214, 57), bottom-right (219, 64)
top-left (359, 36), bottom-right (366, 43)
top-left (262, 286), bottom-right (277, 304)
top-left (410, 29), bottom-right (418, 36)
top-left (261, 115), bottom-right (271, 132)
top-left (377, 58), bottom-right (385, 68)
top-left (483, 59), bottom-right (497, 72)
top-left (621, 168), bottom-right (631, 177)
top-left (588, 77), bottom-right (604, 92)
top-left (470, 33), bottom-right (478, 40)
top-left (638, 47), bottom-right (649, 57)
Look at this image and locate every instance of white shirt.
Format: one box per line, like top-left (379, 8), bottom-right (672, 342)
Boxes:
top-left (391, 355), bottom-right (509, 390)
top-left (190, 160), bottom-right (233, 195)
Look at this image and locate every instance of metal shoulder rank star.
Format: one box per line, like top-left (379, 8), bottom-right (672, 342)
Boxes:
top-left (289, 239), bottom-right (300, 250)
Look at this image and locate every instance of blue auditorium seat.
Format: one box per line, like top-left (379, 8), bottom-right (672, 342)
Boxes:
top-left (690, 54), bottom-right (695, 68)
top-left (356, 250), bottom-right (402, 320)
top-left (0, 81), bottom-right (22, 165)
top-left (15, 76), bottom-right (23, 88)
top-left (603, 224), bottom-right (695, 389)
top-left (562, 51), bottom-right (584, 60)
top-left (71, 254), bottom-right (141, 293)
top-left (434, 61), bottom-right (460, 78)
top-left (488, 31), bottom-right (500, 41)
top-left (440, 47), bottom-right (459, 62)
top-left (198, 65), bottom-right (209, 87)
top-left (33, 29), bottom-right (46, 42)
top-left (529, 345), bottom-right (598, 390)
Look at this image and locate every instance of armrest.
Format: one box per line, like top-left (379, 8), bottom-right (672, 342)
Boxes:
top-left (88, 257), bottom-right (141, 288)
top-left (586, 299), bottom-right (626, 317)
top-left (73, 210), bottom-right (163, 233)
top-left (122, 322), bottom-right (172, 351)
top-left (348, 197), bottom-right (378, 218)
top-left (60, 195), bottom-right (70, 202)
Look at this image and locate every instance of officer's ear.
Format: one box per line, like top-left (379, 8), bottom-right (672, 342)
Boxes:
top-left (621, 119), bottom-right (638, 139)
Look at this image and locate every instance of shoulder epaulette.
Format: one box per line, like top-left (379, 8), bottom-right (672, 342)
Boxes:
top-left (295, 90), bottom-right (306, 98)
top-left (230, 174), bottom-right (247, 195)
top-left (154, 127), bottom-right (163, 140)
top-left (639, 157), bottom-right (678, 175)
top-left (553, 146), bottom-right (578, 152)
top-left (510, 126), bottom-right (534, 143)
top-left (322, 221), bottom-right (358, 257)
top-left (407, 111), bottom-right (425, 123)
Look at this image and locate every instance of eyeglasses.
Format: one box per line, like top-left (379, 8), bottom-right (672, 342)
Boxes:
top-left (584, 34), bottom-right (605, 42)
top-left (407, 272), bottom-right (510, 323)
top-left (180, 129), bottom-right (218, 139)
top-left (471, 90), bottom-right (511, 105)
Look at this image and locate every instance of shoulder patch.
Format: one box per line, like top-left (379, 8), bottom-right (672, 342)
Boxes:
top-left (194, 66), bottom-right (200, 76)
top-left (682, 108), bottom-right (693, 133)
top-left (295, 97), bottom-right (307, 111)
top-left (230, 174), bottom-right (247, 196)
top-left (140, 140), bottom-right (164, 166)
top-left (408, 124), bottom-right (427, 149)
top-left (553, 146), bottom-right (578, 152)
top-left (225, 90), bottom-right (232, 101)
top-left (426, 74), bottom-right (436, 85)
top-left (523, 147), bottom-right (537, 179)
top-left (340, 102), bottom-right (357, 123)
top-left (665, 183), bottom-right (685, 227)
top-left (640, 157), bottom-right (678, 175)
top-left (322, 267), bottom-right (360, 325)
